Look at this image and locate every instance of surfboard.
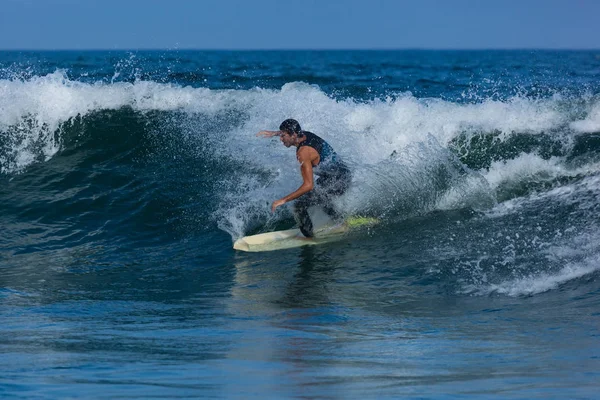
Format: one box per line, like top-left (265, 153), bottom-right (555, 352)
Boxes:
top-left (233, 216), bottom-right (378, 252)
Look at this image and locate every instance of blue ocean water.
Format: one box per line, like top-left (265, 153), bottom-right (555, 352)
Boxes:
top-left (1, 50), bottom-right (600, 398)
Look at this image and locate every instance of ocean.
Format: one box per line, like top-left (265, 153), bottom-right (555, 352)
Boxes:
top-left (1, 50), bottom-right (599, 398)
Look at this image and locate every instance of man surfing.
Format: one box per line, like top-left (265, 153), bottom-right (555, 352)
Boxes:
top-left (257, 119), bottom-right (352, 237)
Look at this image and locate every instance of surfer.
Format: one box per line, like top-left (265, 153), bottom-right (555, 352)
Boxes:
top-left (257, 119), bottom-right (351, 237)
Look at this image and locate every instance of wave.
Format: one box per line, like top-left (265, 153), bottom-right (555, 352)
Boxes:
top-left (0, 71), bottom-right (249, 173)
top-left (2, 72), bottom-right (600, 168)
top-left (2, 72), bottom-right (600, 238)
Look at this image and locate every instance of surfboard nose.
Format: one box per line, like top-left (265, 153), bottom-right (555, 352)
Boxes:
top-left (233, 239), bottom-right (250, 251)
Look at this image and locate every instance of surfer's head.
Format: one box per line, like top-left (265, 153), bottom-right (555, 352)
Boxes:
top-left (279, 119), bottom-right (302, 135)
top-left (279, 119), bottom-right (304, 147)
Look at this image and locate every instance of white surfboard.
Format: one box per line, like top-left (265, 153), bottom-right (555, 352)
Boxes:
top-left (233, 216), bottom-right (378, 252)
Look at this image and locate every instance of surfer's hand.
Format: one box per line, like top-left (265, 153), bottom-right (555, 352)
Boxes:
top-left (271, 199), bottom-right (286, 213)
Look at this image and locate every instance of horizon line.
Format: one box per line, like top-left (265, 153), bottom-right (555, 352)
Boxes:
top-left (1, 47), bottom-right (599, 52)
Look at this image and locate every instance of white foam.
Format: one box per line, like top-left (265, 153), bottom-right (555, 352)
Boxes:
top-left (480, 261), bottom-right (598, 297)
top-left (570, 100), bottom-right (600, 133)
top-left (0, 71), bottom-right (260, 173)
top-left (454, 217), bottom-right (600, 297)
top-left (485, 172), bottom-right (600, 219)
top-left (0, 73), bottom-right (577, 175)
top-left (483, 154), bottom-right (565, 190)
top-left (473, 230), bottom-right (600, 297)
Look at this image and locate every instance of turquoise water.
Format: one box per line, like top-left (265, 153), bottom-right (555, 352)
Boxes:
top-left (1, 50), bottom-right (600, 398)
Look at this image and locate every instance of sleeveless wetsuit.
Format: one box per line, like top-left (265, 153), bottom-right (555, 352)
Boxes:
top-left (294, 131), bottom-right (352, 237)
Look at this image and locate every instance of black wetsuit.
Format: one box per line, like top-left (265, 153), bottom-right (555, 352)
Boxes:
top-left (294, 131), bottom-right (351, 237)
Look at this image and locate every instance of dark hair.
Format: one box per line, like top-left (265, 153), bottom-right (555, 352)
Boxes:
top-left (279, 119), bottom-right (302, 135)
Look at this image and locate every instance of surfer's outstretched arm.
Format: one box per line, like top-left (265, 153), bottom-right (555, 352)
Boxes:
top-left (257, 130), bottom-right (281, 138)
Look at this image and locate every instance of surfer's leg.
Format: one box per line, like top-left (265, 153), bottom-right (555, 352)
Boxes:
top-left (294, 193), bottom-right (314, 237)
top-left (320, 173), bottom-right (351, 220)
top-left (318, 187), bottom-right (338, 219)
top-left (322, 199), bottom-right (339, 220)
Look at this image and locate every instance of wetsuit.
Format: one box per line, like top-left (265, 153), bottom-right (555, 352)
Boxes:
top-left (294, 131), bottom-right (351, 237)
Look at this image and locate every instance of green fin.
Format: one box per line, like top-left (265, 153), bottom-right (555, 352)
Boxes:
top-left (345, 216), bottom-right (379, 228)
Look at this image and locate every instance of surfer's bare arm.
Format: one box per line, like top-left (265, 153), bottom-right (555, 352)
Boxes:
top-left (257, 130), bottom-right (281, 138)
top-left (271, 148), bottom-right (315, 212)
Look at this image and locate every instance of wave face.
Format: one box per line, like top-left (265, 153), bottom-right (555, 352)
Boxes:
top-left (1, 50), bottom-right (600, 300)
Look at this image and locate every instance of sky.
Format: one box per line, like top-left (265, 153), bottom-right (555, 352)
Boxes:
top-left (1, 0), bottom-right (599, 50)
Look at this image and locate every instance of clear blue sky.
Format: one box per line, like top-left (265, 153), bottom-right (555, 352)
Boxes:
top-left (1, 0), bottom-right (599, 50)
